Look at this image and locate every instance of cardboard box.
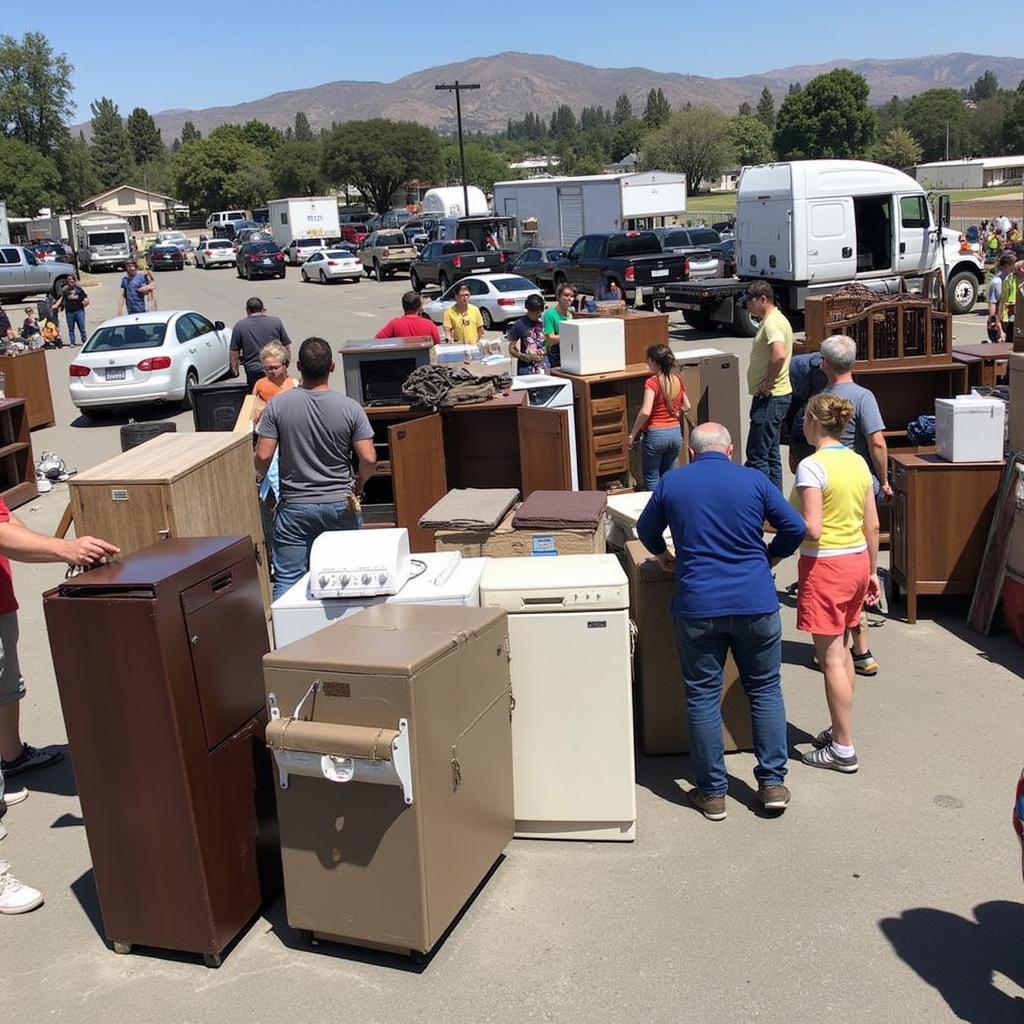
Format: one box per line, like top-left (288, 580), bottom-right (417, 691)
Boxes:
top-left (624, 540), bottom-right (753, 755)
top-left (435, 508), bottom-right (605, 558)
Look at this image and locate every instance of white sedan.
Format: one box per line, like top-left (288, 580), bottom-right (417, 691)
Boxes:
top-left (422, 274), bottom-right (542, 329)
top-left (300, 249), bottom-right (363, 284)
top-left (193, 238), bottom-right (238, 268)
top-left (68, 311), bottom-right (231, 417)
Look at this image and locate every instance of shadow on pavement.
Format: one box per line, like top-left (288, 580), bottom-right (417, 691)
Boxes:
top-left (933, 609), bottom-right (1024, 678)
top-left (880, 901), bottom-right (1024, 1023)
top-left (10, 744), bottom-right (77, 797)
top-left (70, 404), bottom-right (186, 430)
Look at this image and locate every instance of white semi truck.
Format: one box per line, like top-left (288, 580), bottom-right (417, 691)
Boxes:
top-left (663, 159), bottom-right (985, 335)
top-left (71, 212), bottom-right (133, 272)
top-left (266, 197), bottom-right (341, 248)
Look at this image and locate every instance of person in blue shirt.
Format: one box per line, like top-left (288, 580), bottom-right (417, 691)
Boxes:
top-left (116, 260), bottom-right (155, 316)
top-left (637, 421), bottom-right (806, 821)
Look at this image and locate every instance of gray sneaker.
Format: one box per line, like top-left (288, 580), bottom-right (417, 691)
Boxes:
top-left (758, 784), bottom-right (791, 812)
top-left (688, 789), bottom-right (727, 821)
top-left (802, 744), bottom-right (859, 773)
top-left (811, 726), bottom-right (834, 749)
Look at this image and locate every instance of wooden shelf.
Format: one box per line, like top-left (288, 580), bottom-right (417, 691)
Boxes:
top-left (0, 440), bottom-right (30, 460)
top-left (0, 400), bottom-right (37, 509)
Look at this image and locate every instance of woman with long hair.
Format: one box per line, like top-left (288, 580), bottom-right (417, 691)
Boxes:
top-left (628, 344), bottom-right (691, 490)
top-left (793, 393), bottom-right (880, 774)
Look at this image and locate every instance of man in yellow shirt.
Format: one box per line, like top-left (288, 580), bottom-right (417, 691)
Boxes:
top-left (743, 279), bottom-right (793, 491)
top-left (442, 283), bottom-right (485, 344)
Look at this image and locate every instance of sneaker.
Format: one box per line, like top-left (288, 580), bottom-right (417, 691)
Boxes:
top-left (688, 788), bottom-right (727, 821)
top-left (0, 744), bottom-right (63, 777)
top-left (0, 862), bottom-right (44, 914)
top-left (853, 651), bottom-right (880, 676)
top-left (811, 725), bottom-right (834, 749)
top-left (0, 786), bottom-right (28, 808)
top-left (758, 784), bottom-right (791, 812)
top-left (802, 744), bottom-right (859, 773)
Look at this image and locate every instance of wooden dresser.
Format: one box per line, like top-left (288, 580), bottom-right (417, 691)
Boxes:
top-left (0, 349), bottom-right (55, 429)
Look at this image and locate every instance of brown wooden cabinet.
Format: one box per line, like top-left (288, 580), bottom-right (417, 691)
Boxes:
top-left (0, 349), bottom-right (55, 430)
top-left (889, 453), bottom-right (1004, 623)
top-left (0, 399), bottom-right (37, 509)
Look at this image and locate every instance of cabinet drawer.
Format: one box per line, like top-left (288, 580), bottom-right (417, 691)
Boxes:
top-left (595, 454), bottom-right (629, 477)
top-left (591, 395), bottom-right (626, 417)
top-left (592, 410), bottom-right (627, 435)
top-left (593, 431), bottom-right (627, 456)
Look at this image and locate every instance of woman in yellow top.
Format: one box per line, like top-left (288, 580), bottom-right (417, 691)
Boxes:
top-left (251, 342), bottom-right (297, 423)
top-left (793, 394), bottom-right (880, 775)
top-left (442, 283), bottom-right (485, 343)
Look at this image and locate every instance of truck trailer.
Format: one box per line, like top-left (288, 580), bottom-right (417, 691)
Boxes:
top-left (71, 212), bottom-right (133, 272)
top-left (493, 172), bottom-right (687, 249)
top-left (266, 197), bottom-right (341, 248)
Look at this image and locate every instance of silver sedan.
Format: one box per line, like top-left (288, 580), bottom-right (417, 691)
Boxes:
top-left (422, 274), bottom-right (542, 330)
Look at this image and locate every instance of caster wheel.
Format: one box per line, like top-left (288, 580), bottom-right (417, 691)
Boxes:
top-left (203, 953), bottom-right (222, 969)
top-left (112, 940), bottom-right (132, 955)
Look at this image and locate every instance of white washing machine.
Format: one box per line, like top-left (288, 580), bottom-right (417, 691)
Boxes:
top-left (480, 554), bottom-right (635, 841)
top-left (272, 552), bottom-right (487, 647)
top-left (510, 374), bottom-right (579, 490)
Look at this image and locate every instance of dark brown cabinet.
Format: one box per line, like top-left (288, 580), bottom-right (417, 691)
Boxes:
top-left (42, 537), bottom-right (279, 966)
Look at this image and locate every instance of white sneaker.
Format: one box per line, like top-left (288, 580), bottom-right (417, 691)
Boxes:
top-left (2, 786), bottom-right (28, 807)
top-left (0, 862), bottom-right (44, 914)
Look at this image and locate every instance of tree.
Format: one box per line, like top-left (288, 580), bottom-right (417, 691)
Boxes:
top-left (126, 107), bottom-right (163, 165)
top-left (773, 68), bottom-right (876, 159)
top-left (0, 31), bottom-right (74, 155)
top-left (871, 127), bottom-right (922, 169)
top-left (737, 101), bottom-right (753, 118)
top-left (322, 118), bottom-right (442, 214)
top-left (611, 117), bottom-right (644, 162)
top-left (755, 87), bottom-right (776, 129)
top-left (1003, 91), bottom-right (1024, 154)
top-left (902, 88), bottom-right (970, 162)
top-left (0, 137), bottom-right (59, 215)
top-left (54, 130), bottom-right (99, 210)
top-left (172, 135), bottom-right (271, 210)
top-left (293, 112), bottom-right (314, 143)
top-left (642, 106), bottom-right (736, 193)
top-left (440, 141), bottom-right (511, 193)
top-left (729, 115), bottom-right (774, 167)
top-left (550, 104), bottom-right (577, 139)
top-left (613, 94), bottom-right (633, 125)
top-left (966, 70), bottom-right (999, 103)
top-left (180, 120), bottom-right (200, 144)
top-left (90, 97), bottom-right (132, 188)
top-left (239, 119), bottom-right (284, 151)
top-left (643, 88), bottom-right (671, 130)
top-left (272, 140), bottom-right (325, 196)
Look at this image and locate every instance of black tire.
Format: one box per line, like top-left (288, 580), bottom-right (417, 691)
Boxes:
top-left (374, 260), bottom-right (384, 282)
top-left (301, 269), bottom-right (308, 282)
top-left (410, 270), bottom-right (423, 293)
top-left (947, 271), bottom-right (979, 315)
top-left (682, 310), bottom-right (719, 332)
top-left (552, 273), bottom-right (567, 292)
top-left (236, 265), bottom-right (243, 278)
top-left (277, 271), bottom-right (285, 279)
top-left (733, 302), bottom-right (761, 338)
top-left (438, 273), bottom-right (450, 293)
top-left (120, 419), bottom-right (177, 452)
top-left (481, 307), bottom-right (494, 330)
top-left (51, 276), bottom-right (70, 300)
top-left (319, 270), bottom-right (327, 284)
top-left (181, 370), bottom-right (199, 411)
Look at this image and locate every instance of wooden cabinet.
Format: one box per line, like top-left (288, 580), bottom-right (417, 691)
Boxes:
top-left (952, 343), bottom-right (1013, 388)
top-left (0, 399), bottom-right (37, 509)
top-left (0, 350), bottom-right (54, 430)
top-left (889, 453), bottom-right (1004, 623)
top-left (574, 309), bottom-right (669, 364)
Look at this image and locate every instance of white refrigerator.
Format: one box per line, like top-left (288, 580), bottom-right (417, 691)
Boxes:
top-left (480, 554), bottom-right (636, 841)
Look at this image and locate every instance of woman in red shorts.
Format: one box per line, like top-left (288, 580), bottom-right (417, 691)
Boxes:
top-left (792, 394), bottom-right (880, 774)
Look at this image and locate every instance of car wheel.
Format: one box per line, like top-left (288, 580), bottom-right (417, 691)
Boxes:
top-left (682, 310), bottom-right (719, 332)
top-left (181, 370), bottom-right (199, 411)
top-left (301, 269), bottom-right (308, 282)
top-left (481, 308), bottom-right (494, 330)
top-left (277, 271), bottom-right (285, 279)
top-left (119, 419), bottom-right (177, 452)
top-left (374, 260), bottom-right (384, 282)
top-left (319, 270), bottom-right (327, 284)
top-left (552, 273), bottom-right (567, 292)
top-left (438, 273), bottom-right (450, 293)
top-left (733, 302), bottom-right (761, 338)
top-left (947, 271), bottom-right (979, 315)
top-left (51, 276), bottom-right (70, 300)
top-left (236, 265), bottom-right (243, 278)
top-left (410, 270), bottom-right (422, 293)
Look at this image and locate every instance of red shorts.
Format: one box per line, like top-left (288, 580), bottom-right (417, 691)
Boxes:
top-left (797, 551), bottom-right (870, 636)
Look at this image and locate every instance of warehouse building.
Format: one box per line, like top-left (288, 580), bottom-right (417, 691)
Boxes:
top-left (913, 155), bottom-right (1024, 190)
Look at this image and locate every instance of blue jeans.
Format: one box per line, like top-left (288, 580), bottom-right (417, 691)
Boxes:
top-left (642, 426), bottom-right (682, 490)
top-left (272, 501), bottom-right (362, 599)
top-left (746, 394), bottom-right (791, 491)
top-left (66, 308), bottom-right (86, 345)
top-left (673, 611), bottom-right (788, 795)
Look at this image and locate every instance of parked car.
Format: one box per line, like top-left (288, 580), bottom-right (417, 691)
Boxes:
top-left (422, 274), bottom-right (542, 330)
top-left (712, 220), bottom-right (735, 238)
top-left (403, 218), bottom-right (429, 249)
top-left (382, 209), bottom-right (412, 228)
top-left (146, 244), bottom-right (186, 271)
top-left (507, 247), bottom-right (568, 293)
top-left (0, 245), bottom-right (75, 300)
top-left (300, 249), bottom-right (363, 284)
top-left (234, 227), bottom-right (273, 249)
top-left (284, 237), bottom-right (331, 266)
top-left (357, 230), bottom-right (417, 280)
top-left (710, 238), bottom-right (736, 278)
top-left (68, 310), bottom-right (231, 415)
top-left (236, 240), bottom-right (286, 280)
top-left (340, 222), bottom-right (371, 246)
top-left (154, 231), bottom-right (191, 252)
top-left (409, 239), bottom-right (505, 293)
top-left (31, 239), bottom-right (73, 263)
top-left (193, 238), bottom-right (238, 269)
top-left (651, 227), bottom-right (720, 281)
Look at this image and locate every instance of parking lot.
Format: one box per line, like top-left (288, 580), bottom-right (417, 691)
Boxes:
top-left (5, 264), bottom-right (1022, 1023)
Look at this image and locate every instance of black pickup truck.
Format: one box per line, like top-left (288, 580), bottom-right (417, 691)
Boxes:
top-left (551, 232), bottom-right (689, 306)
top-left (409, 239), bottom-right (505, 292)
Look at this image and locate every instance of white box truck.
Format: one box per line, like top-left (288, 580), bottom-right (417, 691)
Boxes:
top-left (664, 159), bottom-right (986, 335)
top-left (71, 212), bottom-right (133, 272)
top-left (493, 172), bottom-right (687, 248)
top-left (266, 197), bottom-right (341, 247)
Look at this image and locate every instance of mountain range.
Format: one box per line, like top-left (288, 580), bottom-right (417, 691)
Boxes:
top-left (78, 52), bottom-right (1024, 142)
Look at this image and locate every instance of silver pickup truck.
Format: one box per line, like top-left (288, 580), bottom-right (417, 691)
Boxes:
top-left (0, 245), bottom-right (75, 300)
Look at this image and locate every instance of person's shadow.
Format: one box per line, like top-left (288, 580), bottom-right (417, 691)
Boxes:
top-left (880, 900), bottom-right (1024, 1022)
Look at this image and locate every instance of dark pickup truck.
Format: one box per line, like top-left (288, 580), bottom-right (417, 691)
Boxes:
top-left (409, 239), bottom-right (505, 292)
top-left (551, 232), bottom-right (689, 305)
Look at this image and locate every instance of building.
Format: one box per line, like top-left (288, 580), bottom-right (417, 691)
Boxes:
top-left (912, 156), bottom-right (1024, 190)
top-left (604, 152), bottom-right (639, 174)
top-left (508, 156), bottom-right (561, 178)
top-left (79, 184), bottom-right (188, 234)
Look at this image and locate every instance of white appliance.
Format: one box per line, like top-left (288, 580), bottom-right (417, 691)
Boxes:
top-left (308, 527), bottom-right (411, 598)
top-left (605, 491), bottom-right (671, 550)
top-left (479, 554), bottom-right (635, 841)
top-left (272, 552), bottom-right (487, 647)
top-left (510, 374), bottom-right (580, 489)
top-left (935, 397), bottom-right (1005, 463)
top-left (559, 319), bottom-right (625, 376)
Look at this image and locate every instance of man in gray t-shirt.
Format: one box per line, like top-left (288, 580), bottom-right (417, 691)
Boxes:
top-left (255, 337), bottom-right (376, 597)
top-left (230, 296), bottom-right (293, 389)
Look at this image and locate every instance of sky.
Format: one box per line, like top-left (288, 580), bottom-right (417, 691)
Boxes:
top-left (6, 0), bottom-right (1019, 124)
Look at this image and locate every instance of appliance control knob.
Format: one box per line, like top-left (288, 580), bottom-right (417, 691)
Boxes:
top-left (361, 573), bottom-right (371, 585)
top-left (378, 572), bottom-right (387, 585)
top-left (318, 573), bottom-right (329, 589)
top-left (341, 574), bottom-right (350, 587)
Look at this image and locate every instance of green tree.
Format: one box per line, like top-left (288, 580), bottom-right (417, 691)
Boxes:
top-left (90, 97), bottom-right (132, 188)
top-left (755, 87), bottom-right (776, 129)
top-left (239, 119), bottom-right (284, 151)
top-left (54, 130), bottom-right (99, 210)
top-left (440, 141), bottom-right (511, 193)
top-left (966, 70), bottom-right (999, 103)
top-left (737, 101), bottom-right (753, 118)
top-left (0, 31), bottom-right (74, 155)
top-left (0, 137), bottom-right (59, 215)
top-left (729, 114), bottom-right (773, 166)
top-left (876, 94), bottom-right (905, 136)
top-left (550, 104), bottom-right (577, 139)
top-left (172, 135), bottom-right (271, 210)
top-left (272, 140), bottom-right (325, 196)
top-left (180, 120), bottom-right (200, 144)
top-left (902, 88), bottom-right (969, 161)
top-left (643, 88), bottom-right (671, 130)
top-left (970, 96), bottom-right (1006, 155)
top-left (610, 117), bottom-right (644, 162)
top-left (1003, 90), bottom-right (1024, 153)
top-left (293, 111), bottom-right (314, 143)
top-left (871, 127), bottom-right (923, 169)
top-left (774, 68), bottom-right (876, 159)
top-left (642, 106), bottom-right (736, 193)
top-left (613, 94), bottom-right (633, 125)
top-left (126, 106), bottom-right (163, 165)
top-left (322, 118), bottom-right (442, 214)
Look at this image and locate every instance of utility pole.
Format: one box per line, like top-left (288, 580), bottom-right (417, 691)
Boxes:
top-left (435, 81), bottom-right (480, 217)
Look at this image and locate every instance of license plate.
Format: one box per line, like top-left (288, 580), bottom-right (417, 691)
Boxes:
top-left (105, 368), bottom-right (126, 381)
top-left (262, 258), bottom-right (273, 265)
top-left (471, 267), bottom-right (487, 273)
top-left (475, 257), bottom-right (485, 264)
top-left (651, 268), bottom-right (669, 278)
top-left (679, 302), bottom-right (702, 311)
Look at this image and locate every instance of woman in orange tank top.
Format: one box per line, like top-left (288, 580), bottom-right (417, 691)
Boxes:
top-left (252, 342), bottom-right (297, 423)
top-left (628, 344), bottom-right (691, 490)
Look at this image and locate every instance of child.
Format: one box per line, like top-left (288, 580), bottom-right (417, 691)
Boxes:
top-left (20, 307), bottom-right (40, 341)
top-left (41, 318), bottom-right (62, 350)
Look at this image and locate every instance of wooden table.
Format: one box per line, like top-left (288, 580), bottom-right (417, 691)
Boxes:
top-left (575, 309), bottom-right (670, 364)
top-left (952, 343), bottom-right (1014, 388)
top-left (0, 349), bottom-right (55, 429)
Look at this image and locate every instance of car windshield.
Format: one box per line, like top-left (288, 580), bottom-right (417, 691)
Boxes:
top-left (206, 240), bottom-right (233, 249)
top-left (152, 247), bottom-right (178, 254)
top-left (688, 229), bottom-right (721, 245)
top-left (297, 239), bottom-right (323, 247)
top-left (325, 251), bottom-right (354, 259)
top-left (87, 231), bottom-right (127, 245)
top-left (607, 233), bottom-right (661, 257)
top-left (492, 277), bottom-right (535, 292)
top-left (442, 241), bottom-right (477, 254)
top-left (84, 322), bottom-right (167, 352)
top-left (377, 232), bottom-right (406, 245)
top-left (249, 243), bottom-right (279, 253)
top-left (546, 249), bottom-right (567, 260)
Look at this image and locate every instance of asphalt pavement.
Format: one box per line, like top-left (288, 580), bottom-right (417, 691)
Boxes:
top-left (3, 264), bottom-right (1022, 1023)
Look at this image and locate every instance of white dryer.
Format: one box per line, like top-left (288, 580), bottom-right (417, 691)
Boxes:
top-left (510, 374), bottom-right (579, 489)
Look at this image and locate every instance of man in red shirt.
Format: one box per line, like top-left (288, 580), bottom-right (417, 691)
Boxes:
top-left (374, 291), bottom-right (440, 344)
